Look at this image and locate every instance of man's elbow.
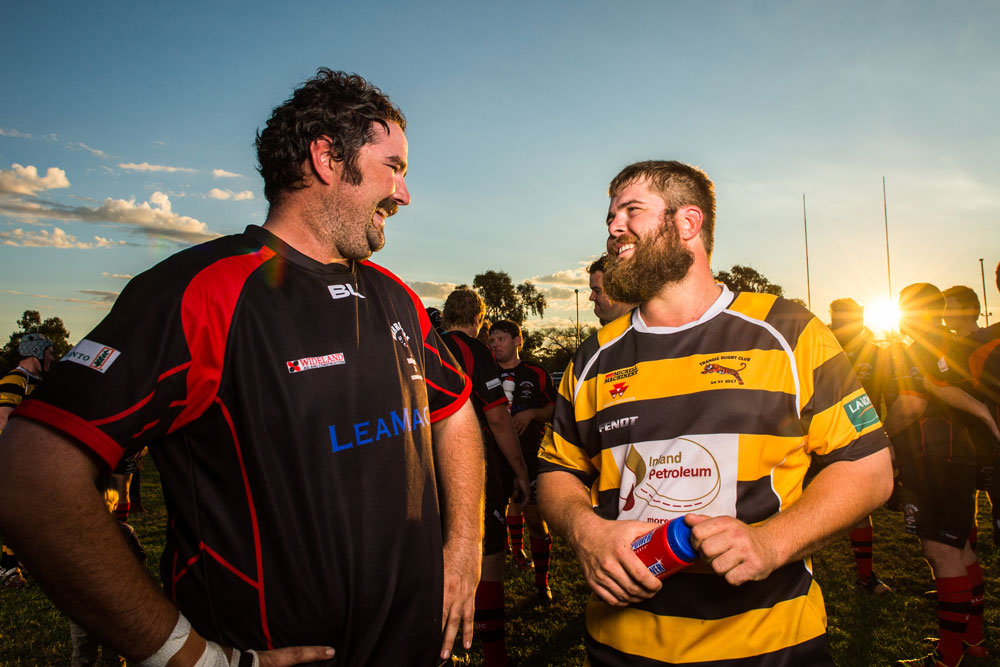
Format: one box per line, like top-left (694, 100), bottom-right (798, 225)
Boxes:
top-left (868, 448), bottom-right (896, 508)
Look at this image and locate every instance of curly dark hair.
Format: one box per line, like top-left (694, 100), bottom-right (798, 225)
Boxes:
top-left (255, 68), bottom-right (406, 205)
top-left (588, 253), bottom-right (609, 275)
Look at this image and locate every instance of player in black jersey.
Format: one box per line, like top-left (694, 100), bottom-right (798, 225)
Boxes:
top-left (441, 289), bottom-right (529, 667)
top-left (489, 320), bottom-right (557, 603)
top-left (0, 70), bottom-right (484, 666)
top-left (886, 284), bottom-right (982, 667)
top-left (828, 299), bottom-right (893, 596)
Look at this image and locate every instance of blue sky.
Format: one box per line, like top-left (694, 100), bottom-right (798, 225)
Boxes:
top-left (2, 1), bottom-right (998, 341)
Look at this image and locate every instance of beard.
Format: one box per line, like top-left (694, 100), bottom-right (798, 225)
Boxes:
top-left (317, 188), bottom-right (398, 261)
top-left (603, 213), bottom-right (694, 304)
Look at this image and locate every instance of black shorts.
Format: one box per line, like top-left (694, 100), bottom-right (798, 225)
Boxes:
top-left (898, 457), bottom-right (977, 548)
top-left (483, 444), bottom-right (508, 556)
top-left (113, 454), bottom-right (139, 475)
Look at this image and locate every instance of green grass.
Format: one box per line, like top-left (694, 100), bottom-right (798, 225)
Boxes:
top-left (3, 464), bottom-right (999, 666)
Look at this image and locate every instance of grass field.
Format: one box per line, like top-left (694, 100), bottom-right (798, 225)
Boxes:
top-left (2, 462), bottom-right (998, 666)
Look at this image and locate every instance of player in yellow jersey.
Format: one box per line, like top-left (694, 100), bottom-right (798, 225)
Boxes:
top-left (538, 160), bottom-right (893, 666)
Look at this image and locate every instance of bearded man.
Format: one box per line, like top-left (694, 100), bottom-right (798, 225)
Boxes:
top-left (0, 70), bottom-right (483, 666)
top-left (537, 160), bottom-right (894, 666)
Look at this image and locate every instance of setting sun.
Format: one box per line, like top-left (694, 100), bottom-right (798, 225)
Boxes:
top-left (865, 298), bottom-right (901, 340)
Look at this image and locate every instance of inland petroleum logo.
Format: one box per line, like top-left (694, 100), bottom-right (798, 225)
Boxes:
top-left (621, 437), bottom-right (722, 513)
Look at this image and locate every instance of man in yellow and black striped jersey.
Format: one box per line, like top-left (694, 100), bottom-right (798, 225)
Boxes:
top-left (537, 160), bottom-right (894, 667)
top-left (0, 333), bottom-right (54, 589)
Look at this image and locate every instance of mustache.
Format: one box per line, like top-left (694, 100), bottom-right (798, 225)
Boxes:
top-left (376, 197), bottom-right (398, 218)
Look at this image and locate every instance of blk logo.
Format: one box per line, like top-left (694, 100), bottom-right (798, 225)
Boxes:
top-left (329, 283), bottom-right (366, 300)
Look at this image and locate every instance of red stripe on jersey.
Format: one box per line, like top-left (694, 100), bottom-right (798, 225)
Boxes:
top-left (430, 378), bottom-right (472, 423)
top-left (427, 341), bottom-right (465, 378)
top-left (92, 362), bottom-right (193, 427)
top-left (171, 246), bottom-right (275, 434)
top-left (203, 543), bottom-right (259, 589)
top-left (483, 397), bottom-right (507, 412)
top-left (13, 399), bottom-right (123, 469)
top-left (427, 377), bottom-right (463, 400)
top-left (215, 395), bottom-right (272, 649)
top-left (362, 260), bottom-right (431, 340)
top-left (970, 338), bottom-right (1000, 388)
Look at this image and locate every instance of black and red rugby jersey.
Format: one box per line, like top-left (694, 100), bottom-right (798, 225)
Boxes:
top-left (891, 329), bottom-right (975, 466)
top-left (441, 330), bottom-right (506, 432)
top-left (15, 225), bottom-right (470, 664)
top-left (499, 360), bottom-right (555, 449)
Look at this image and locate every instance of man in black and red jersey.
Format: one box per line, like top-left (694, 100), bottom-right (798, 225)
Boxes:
top-left (488, 320), bottom-right (557, 603)
top-left (828, 298), bottom-right (893, 596)
top-left (0, 70), bottom-right (484, 667)
top-left (885, 284), bottom-right (983, 667)
top-left (440, 289), bottom-right (530, 667)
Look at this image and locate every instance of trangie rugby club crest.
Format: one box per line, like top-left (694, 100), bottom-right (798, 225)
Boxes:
top-left (699, 355), bottom-right (751, 386)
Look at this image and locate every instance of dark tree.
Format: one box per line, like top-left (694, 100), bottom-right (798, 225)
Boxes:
top-left (713, 265), bottom-right (784, 297)
top-left (472, 270), bottom-right (547, 325)
top-left (1, 310), bottom-right (73, 370)
top-left (531, 325), bottom-right (598, 374)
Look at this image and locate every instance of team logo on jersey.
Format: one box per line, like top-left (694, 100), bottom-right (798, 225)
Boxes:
top-left (609, 382), bottom-right (629, 399)
top-left (62, 339), bottom-right (121, 374)
top-left (604, 366), bottom-right (638, 383)
top-left (286, 353), bottom-right (346, 373)
top-left (843, 393), bottom-right (878, 432)
top-left (390, 322), bottom-right (411, 348)
top-left (328, 283), bottom-right (365, 299)
top-left (699, 355), bottom-right (751, 386)
top-left (701, 362), bottom-right (746, 385)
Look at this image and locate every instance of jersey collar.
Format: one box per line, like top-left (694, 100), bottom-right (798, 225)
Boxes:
top-left (631, 284), bottom-right (735, 335)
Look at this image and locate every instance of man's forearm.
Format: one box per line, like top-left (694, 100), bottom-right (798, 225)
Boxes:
top-left (431, 400), bottom-right (486, 544)
top-left (759, 448), bottom-right (893, 565)
top-left (537, 470), bottom-right (598, 547)
top-left (0, 419), bottom-right (178, 660)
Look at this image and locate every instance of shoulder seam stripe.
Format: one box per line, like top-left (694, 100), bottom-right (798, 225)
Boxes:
top-left (722, 308), bottom-right (802, 418)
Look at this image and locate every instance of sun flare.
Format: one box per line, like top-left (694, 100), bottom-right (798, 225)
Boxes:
top-left (865, 298), bottom-right (901, 340)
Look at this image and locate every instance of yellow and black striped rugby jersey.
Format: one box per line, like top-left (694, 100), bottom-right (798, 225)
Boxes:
top-left (0, 367), bottom-right (41, 413)
top-left (539, 286), bottom-right (888, 666)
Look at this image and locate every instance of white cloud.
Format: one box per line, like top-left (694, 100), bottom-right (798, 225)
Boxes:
top-left (4, 289), bottom-right (116, 308)
top-left (532, 267), bottom-right (590, 287)
top-left (0, 226), bottom-right (125, 249)
top-left (0, 191), bottom-right (219, 244)
top-left (213, 169), bottom-right (242, 178)
top-left (0, 164), bottom-right (71, 196)
top-left (409, 281), bottom-right (459, 299)
top-left (70, 142), bottom-right (108, 158)
top-left (540, 286), bottom-right (577, 300)
top-left (118, 162), bottom-right (196, 174)
top-left (78, 290), bottom-right (120, 303)
top-left (521, 317), bottom-right (580, 330)
top-left (101, 272), bottom-right (133, 280)
top-left (0, 128), bottom-right (33, 139)
top-left (207, 188), bottom-right (254, 201)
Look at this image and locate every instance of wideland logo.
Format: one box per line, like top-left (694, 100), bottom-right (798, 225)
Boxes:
top-left (287, 353), bottom-right (345, 373)
top-left (62, 339), bottom-right (121, 374)
top-left (615, 434), bottom-right (738, 523)
top-left (843, 392), bottom-right (879, 433)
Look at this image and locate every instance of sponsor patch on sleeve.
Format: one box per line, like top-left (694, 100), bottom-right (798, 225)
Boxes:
top-left (62, 339), bottom-right (121, 374)
top-left (843, 393), bottom-right (879, 433)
